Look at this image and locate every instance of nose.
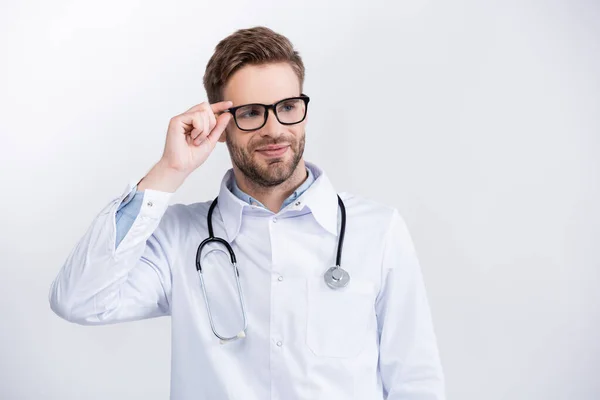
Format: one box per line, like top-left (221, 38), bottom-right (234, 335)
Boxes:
top-left (259, 108), bottom-right (284, 138)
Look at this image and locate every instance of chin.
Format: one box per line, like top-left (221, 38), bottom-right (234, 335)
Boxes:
top-left (255, 153), bottom-right (290, 165)
top-left (260, 161), bottom-right (295, 182)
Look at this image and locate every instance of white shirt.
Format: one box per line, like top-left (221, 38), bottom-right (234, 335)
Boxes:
top-left (49, 161), bottom-right (445, 399)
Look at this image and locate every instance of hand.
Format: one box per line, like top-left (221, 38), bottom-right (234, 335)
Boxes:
top-left (161, 101), bottom-right (233, 174)
top-left (137, 101), bottom-right (233, 192)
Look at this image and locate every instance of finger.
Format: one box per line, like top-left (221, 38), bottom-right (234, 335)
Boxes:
top-left (174, 110), bottom-right (202, 137)
top-left (194, 111), bottom-right (210, 146)
top-left (185, 103), bottom-right (207, 114)
top-left (206, 113), bottom-right (232, 147)
top-left (185, 100), bottom-right (232, 115)
top-left (210, 101), bottom-right (233, 114)
top-left (204, 111), bottom-right (209, 141)
top-left (190, 112), bottom-right (204, 140)
top-left (207, 106), bottom-right (217, 133)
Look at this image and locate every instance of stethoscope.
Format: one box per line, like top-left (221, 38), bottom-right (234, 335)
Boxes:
top-left (195, 195), bottom-right (350, 344)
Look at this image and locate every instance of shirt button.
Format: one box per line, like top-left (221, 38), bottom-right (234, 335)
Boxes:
top-left (276, 341), bottom-right (283, 347)
top-left (278, 276), bottom-right (284, 282)
top-left (272, 217), bottom-right (278, 223)
top-left (147, 201), bottom-right (153, 207)
top-left (295, 201), bottom-right (301, 206)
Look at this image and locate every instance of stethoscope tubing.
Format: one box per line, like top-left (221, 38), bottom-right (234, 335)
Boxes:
top-left (196, 194), bottom-right (348, 342)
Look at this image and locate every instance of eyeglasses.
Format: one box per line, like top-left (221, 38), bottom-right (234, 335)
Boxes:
top-left (224, 94), bottom-right (310, 132)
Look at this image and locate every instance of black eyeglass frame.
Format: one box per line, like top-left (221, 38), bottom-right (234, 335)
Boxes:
top-left (224, 94), bottom-right (310, 132)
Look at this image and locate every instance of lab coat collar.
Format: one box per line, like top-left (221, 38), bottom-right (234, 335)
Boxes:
top-left (217, 161), bottom-right (339, 242)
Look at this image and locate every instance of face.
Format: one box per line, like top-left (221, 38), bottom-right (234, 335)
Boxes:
top-left (220, 62), bottom-right (306, 188)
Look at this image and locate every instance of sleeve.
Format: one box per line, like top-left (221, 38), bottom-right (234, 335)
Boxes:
top-left (115, 187), bottom-right (145, 248)
top-left (48, 181), bottom-right (176, 325)
top-left (375, 209), bottom-right (446, 400)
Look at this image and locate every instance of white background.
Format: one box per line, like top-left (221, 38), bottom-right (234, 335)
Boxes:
top-left (1, 0), bottom-right (598, 399)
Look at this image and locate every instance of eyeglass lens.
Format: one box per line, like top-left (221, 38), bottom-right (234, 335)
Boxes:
top-left (234, 98), bottom-right (306, 130)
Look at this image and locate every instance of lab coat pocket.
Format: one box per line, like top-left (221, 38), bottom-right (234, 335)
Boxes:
top-left (306, 278), bottom-right (375, 358)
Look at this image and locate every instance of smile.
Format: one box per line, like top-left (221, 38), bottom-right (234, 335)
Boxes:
top-left (255, 145), bottom-right (290, 158)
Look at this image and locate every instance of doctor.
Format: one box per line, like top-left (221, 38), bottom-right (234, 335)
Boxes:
top-left (49, 26), bottom-right (445, 399)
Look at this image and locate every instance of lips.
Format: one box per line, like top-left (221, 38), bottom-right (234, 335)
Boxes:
top-left (255, 144), bottom-right (290, 158)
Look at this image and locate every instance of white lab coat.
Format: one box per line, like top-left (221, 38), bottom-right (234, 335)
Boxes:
top-left (49, 161), bottom-right (445, 399)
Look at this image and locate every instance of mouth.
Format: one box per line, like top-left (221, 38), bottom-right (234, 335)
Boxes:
top-left (255, 144), bottom-right (290, 158)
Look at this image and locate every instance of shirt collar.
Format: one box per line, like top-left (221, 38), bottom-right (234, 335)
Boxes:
top-left (216, 161), bottom-right (339, 242)
top-left (230, 166), bottom-right (315, 209)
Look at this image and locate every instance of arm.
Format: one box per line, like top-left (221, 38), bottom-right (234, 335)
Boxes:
top-left (115, 188), bottom-right (145, 248)
top-left (48, 183), bottom-right (175, 324)
top-left (48, 100), bottom-right (233, 324)
top-left (376, 210), bottom-right (446, 399)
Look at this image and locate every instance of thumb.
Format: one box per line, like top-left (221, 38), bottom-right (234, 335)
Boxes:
top-left (206, 113), bottom-right (232, 146)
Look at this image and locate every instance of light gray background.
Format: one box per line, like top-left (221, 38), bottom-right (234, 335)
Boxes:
top-left (1, 0), bottom-right (598, 399)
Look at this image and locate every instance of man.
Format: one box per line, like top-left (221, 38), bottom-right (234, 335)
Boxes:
top-left (49, 26), bottom-right (445, 399)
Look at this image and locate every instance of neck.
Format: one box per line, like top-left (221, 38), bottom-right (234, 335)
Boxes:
top-left (233, 160), bottom-right (308, 213)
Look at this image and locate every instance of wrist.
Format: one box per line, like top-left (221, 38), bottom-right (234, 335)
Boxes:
top-left (137, 160), bottom-right (189, 193)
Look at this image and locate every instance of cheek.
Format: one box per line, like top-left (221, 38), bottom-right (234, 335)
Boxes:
top-left (289, 126), bottom-right (305, 141)
top-left (235, 134), bottom-right (255, 151)
top-left (226, 127), bottom-right (245, 144)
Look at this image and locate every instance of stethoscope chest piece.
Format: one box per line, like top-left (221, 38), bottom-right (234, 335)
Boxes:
top-left (324, 266), bottom-right (350, 289)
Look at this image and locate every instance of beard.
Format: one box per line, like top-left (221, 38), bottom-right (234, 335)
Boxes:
top-left (225, 130), bottom-right (305, 188)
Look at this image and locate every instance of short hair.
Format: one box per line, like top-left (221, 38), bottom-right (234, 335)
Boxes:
top-left (203, 26), bottom-right (305, 103)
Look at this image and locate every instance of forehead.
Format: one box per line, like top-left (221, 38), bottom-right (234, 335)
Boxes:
top-left (223, 62), bottom-right (301, 106)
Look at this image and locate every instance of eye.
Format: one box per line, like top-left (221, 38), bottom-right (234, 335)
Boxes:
top-left (277, 101), bottom-right (297, 113)
top-left (237, 106), bottom-right (263, 119)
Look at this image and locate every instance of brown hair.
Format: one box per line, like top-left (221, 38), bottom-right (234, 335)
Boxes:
top-left (203, 26), bottom-right (305, 103)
